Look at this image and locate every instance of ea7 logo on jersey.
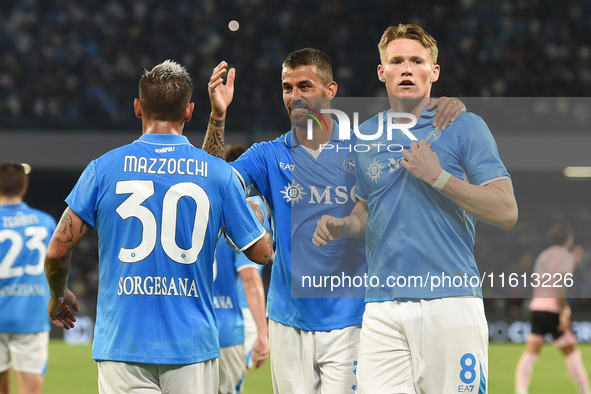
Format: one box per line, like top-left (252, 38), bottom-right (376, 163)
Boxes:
top-left (280, 162), bottom-right (295, 171)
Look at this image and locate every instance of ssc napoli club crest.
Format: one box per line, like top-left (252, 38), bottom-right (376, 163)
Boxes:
top-left (343, 156), bottom-right (355, 173)
top-left (427, 129), bottom-right (441, 143)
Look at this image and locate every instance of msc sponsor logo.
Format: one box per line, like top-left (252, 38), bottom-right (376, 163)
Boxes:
top-left (280, 182), bottom-right (356, 205)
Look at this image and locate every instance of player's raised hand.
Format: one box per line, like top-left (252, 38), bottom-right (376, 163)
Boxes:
top-left (400, 140), bottom-right (443, 185)
top-left (47, 288), bottom-right (80, 330)
top-left (208, 61), bottom-right (235, 118)
top-left (313, 215), bottom-right (346, 247)
top-left (572, 245), bottom-right (584, 264)
top-left (428, 96), bottom-right (466, 131)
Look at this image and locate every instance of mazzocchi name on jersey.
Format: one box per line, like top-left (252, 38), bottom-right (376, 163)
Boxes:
top-left (123, 156), bottom-right (208, 177)
top-left (117, 275), bottom-right (199, 297)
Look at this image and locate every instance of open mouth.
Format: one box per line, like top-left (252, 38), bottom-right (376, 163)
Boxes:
top-left (399, 80), bottom-right (415, 87)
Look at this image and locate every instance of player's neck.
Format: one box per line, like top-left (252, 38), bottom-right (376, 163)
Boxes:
top-left (295, 117), bottom-right (334, 150)
top-left (0, 196), bottom-right (23, 205)
top-left (142, 119), bottom-right (185, 135)
top-left (389, 96), bottom-right (430, 121)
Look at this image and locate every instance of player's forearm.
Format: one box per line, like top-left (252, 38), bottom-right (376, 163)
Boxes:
top-left (45, 207), bottom-right (89, 297)
top-left (244, 230), bottom-right (274, 265)
top-left (202, 114), bottom-right (226, 159)
top-left (44, 253), bottom-right (71, 298)
top-left (342, 201), bottom-right (369, 238)
top-left (439, 178), bottom-right (518, 230)
top-left (242, 276), bottom-right (268, 337)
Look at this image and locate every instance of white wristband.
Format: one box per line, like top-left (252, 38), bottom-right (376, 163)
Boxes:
top-left (432, 170), bottom-right (451, 191)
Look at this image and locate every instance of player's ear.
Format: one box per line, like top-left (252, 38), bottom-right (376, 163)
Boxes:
top-left (184, 102), bottom-right (195, 122)
top-left (377, 64), bottom-right (386, 83)
top-left (325, 81), bottom-right (338, 100)
top-left (134, 98), bottom-right (142, 118)
top-left (431, 64), bottom-right (440, 83)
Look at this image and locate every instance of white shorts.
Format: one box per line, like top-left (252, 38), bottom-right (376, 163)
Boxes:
top-left (242, 307), bottom-right (257, 368)
top-left (269, 320), bottom-right (360, 394)
top-left (0, 332), bottom-right (49, 376)
top-left (97, 358), bottom-right (218, 394)
top-left (357, 297), bottom-right (488, 394)
top-left (219, 345), bottom-right (245, 394)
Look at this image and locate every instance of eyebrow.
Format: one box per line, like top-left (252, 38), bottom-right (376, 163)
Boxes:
top-left (388, 55), bottom-right (426, 62)
top-left (282, 80), bottom-right (313, 88)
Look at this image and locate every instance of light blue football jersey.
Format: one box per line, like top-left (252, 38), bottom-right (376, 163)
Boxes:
top-left (355, 106), bottom-right (510, 301)
top-left (213, 234), bottom-right (246, 348)
top-left (236, 196), bottom-right (269, 311)
top-left (66, 133), bottom-right (265, 364)
top-left (231, 123), bottom-right (366, 331)
top-left (0, 203), bottom-right (56, 333)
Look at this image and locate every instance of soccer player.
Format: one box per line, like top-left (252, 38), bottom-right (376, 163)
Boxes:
top-left (44, 60), bottom-right (273, 394)
top-left (515, 224), bottom-right (590, 394)
top-left (224, 145), bottom-right (270, 374)
top-left (204, 49), bottom-right (465, 392)
top-left (314, 24), bottom-right (518, 393)
top-left (215, 144), bottom-right (270, 394)
top-left (0, 162), bottom-right (56, 394)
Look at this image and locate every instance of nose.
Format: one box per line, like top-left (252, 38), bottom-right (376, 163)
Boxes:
top-left (402, 61), bottom-right (412, 75)
top-left (291, 87), bottom-right (302, 98)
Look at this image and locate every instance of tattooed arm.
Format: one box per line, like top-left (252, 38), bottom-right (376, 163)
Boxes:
top-left (44, 207), bottom-right (90, 329)
top-left (203, 117), bottom-right (227, 159)
top-left (202, 61), bottom-right (235, 159)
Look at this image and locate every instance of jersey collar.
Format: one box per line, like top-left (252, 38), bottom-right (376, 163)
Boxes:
top-left (384, 100), bottom-right (436, 128)
top-left (0, 202), bottom-right (28, 211)
top-left (135, 133), bottom-right (191, 145)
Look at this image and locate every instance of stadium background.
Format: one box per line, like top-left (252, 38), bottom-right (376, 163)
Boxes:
top-left (1, 0), bottom-right (591, 391)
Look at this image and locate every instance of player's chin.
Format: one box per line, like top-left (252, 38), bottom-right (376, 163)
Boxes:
top-left (289, 114), bottom-right (308, 129)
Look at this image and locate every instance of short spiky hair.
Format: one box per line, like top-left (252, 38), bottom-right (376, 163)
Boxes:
top-left (139, 60), bottom-right (193, 122)
top-left (378, 24), bottom-right (438, 65)
top-left (0, 162), bottom-right (28, 197)
top-left (282, 48), bottom-right (334, 85)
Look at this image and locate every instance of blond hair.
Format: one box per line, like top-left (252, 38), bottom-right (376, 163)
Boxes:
top-left (378, 24), bottom-right (438, 65)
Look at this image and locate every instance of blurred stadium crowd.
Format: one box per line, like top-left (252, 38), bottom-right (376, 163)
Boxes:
top-left (1, 0), bottom-right (591, 320)
top-left (1, 0), bottom-right (591, 131)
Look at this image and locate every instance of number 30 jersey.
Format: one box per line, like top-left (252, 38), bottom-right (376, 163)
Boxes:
top-left (66, 133), bottom-right (265, 365)
top-left (0, 203), bottom-right (56, 333)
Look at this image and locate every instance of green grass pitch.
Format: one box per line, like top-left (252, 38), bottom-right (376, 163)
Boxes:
top-left (10, 340), bottom-right (591, 393)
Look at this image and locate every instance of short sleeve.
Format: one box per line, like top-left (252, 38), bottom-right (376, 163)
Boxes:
top-left (458, 114), bottom-right (510, 185)
top-left (221, 170), bottom-right (265, 251)
top-left (65, 161), bottom-right (99, 228)
top-left (230, 142), bottom-right (270, 197)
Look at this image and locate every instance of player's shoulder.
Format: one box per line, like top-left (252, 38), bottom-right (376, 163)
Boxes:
top-left (255, 133), bottom-right (289, 151)
top-left (359, 111), bottom-right (384, 130)
top-left (25, 206), bottom-right (57, 226)
top-left (447, 112), bottom-right (488, 133)
top-left (235, 132), bottom-right (289, 164)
